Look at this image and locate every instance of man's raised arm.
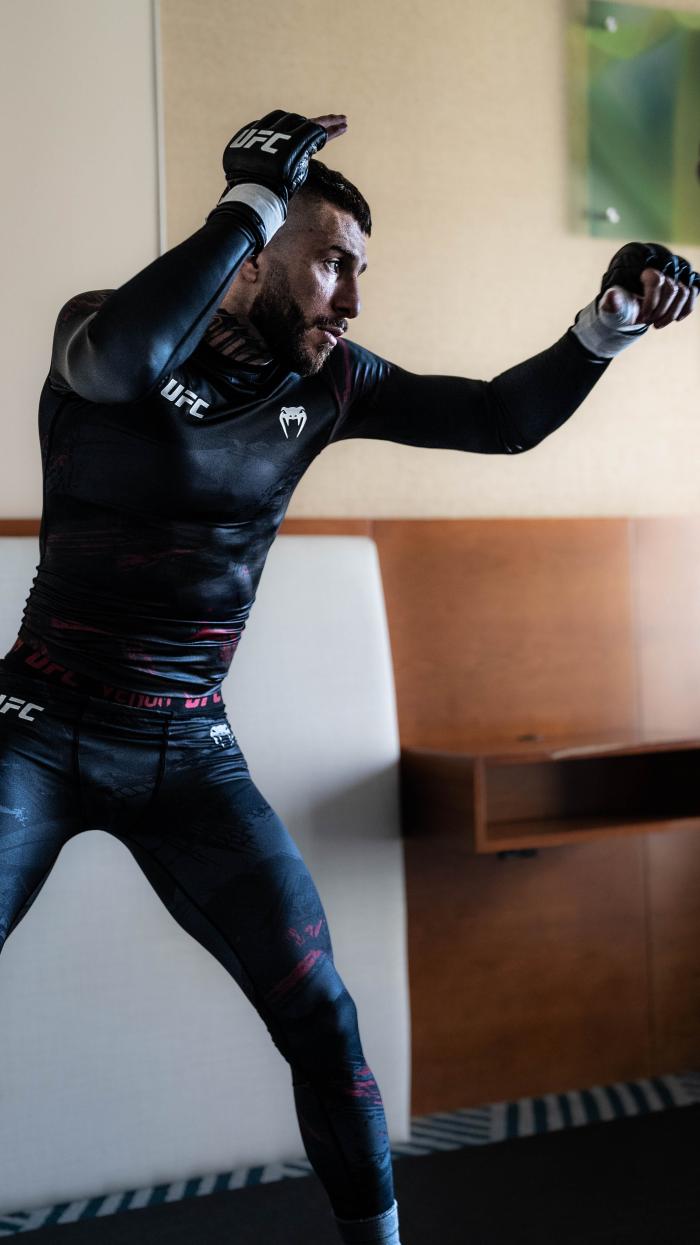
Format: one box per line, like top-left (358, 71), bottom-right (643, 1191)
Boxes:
top-left (51, 110), bottom-right (339, 403)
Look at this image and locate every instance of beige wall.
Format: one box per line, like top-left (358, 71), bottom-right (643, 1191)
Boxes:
top-left (3, 1), bottom-right (698, 518)
top-left (1, 0), bottom-right (159, 517)
top-left (160, 0), bottom-right (700, 516)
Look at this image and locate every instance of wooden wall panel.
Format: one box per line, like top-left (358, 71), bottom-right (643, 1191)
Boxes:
top-left (405, 836), bottom-right (649, 1113)
top-left (0, 520), bottom-right (40, 535)
top-left (647, 828), bottom-right (700, 1073)
top-left (373, 518), bottom-right (638, 749)
top-left (632, 519), bottom-right (700, 1080)
top-left (632, 516), bottom-right (700, 736)
top-left (372, 517), bottom-right (700, 1110)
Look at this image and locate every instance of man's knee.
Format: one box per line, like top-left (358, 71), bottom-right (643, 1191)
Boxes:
top-left (267, 983), bottom-right (364, 1074)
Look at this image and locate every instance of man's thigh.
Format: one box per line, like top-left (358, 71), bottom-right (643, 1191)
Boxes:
top-left (0, 706), bottom-right (81, 946)
top-left (116, 736), bottom-right (336, 1015)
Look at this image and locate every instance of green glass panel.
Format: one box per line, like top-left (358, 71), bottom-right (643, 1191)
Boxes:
top-left (568, 0), bottom-right (700, 245)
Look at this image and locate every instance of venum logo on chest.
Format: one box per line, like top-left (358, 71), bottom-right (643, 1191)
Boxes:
top-left (279, 406), bottom-right (307, 438)
top-left (160, 378), bottom-right (210, 419)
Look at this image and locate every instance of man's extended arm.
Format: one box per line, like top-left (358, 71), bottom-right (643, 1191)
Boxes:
top-left (330, 328), bottom-right (608, 454)
top-left (330, 242), bottom-right (698, 454)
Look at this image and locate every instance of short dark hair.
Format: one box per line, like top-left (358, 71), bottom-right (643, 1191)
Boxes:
top-left (298, 160), bottom-right (372, 236)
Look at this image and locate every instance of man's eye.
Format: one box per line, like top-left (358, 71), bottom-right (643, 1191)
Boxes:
top-left (325, 259), bottom-right (341, 272)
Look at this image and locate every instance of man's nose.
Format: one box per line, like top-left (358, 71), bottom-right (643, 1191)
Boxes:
top-left (334, 277), bottom-right (361, 319)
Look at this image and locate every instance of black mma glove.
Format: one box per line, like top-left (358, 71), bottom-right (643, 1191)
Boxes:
top-left (571, 241), bottom-right (700, 359)
top-left (207, 110), bottom-right (328, 251)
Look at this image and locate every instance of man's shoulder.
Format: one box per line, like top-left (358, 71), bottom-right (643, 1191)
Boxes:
top-left (323, 337), bottom-right (392, 395)
top-left (337, 337), bottom-right (385, 366)
top-left (48, 290), bottom-right (116, 396)
top-left (56, 289), bottom-right (114, 326)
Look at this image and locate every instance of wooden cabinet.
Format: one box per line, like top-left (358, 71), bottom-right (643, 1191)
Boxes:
top-left (401, 733), bottom-right (700, 853)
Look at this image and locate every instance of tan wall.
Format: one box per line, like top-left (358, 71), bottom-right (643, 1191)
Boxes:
top-left (1, 0), bottom-right (159, 517)
top-left (160, 0), bottom-right (700, 517)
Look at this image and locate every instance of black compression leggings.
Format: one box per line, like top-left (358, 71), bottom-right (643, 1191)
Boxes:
top-left (0, 665), bottom-right (394, 1220)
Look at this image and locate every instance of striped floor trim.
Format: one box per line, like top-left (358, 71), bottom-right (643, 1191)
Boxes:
top-left (1, 1069), bottom-right (697, 1236)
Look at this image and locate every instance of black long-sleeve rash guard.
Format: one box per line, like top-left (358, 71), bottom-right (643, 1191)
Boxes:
top-left (10, 206), bottom-right (611, 699)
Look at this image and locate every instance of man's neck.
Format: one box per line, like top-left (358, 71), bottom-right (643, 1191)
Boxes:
top-left (203, 309), bottom-right (273, 368)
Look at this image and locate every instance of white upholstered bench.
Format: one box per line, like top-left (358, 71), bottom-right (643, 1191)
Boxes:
top-left (0, 534), bottom-right (410, 1212)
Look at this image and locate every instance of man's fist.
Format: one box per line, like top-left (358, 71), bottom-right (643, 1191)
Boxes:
top-left (572, 241), bottom-right (699, 359)
top-left (598, 242), bottom-right (699, 328)
top-left (221, 110), bottom-right (328, 208)
top-left (207, 110), bottom-right (346, 251)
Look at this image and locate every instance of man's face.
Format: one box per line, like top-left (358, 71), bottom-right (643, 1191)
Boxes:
top-left (248, 200), bottom-right (368, 376)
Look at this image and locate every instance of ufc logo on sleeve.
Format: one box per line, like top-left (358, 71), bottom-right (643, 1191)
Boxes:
top-left (160, 378), bottom-right (210, 419)
top-left (0, 694), bottom-right (45, 721)
top-left (228, 128), bottom-right (291, 155)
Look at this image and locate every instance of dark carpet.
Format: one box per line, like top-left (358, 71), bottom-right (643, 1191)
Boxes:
top-left (22, 1104), bottom-right (700, 1244)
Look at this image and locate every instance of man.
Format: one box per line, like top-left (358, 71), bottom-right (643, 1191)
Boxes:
top-left (0, 110), bottom-right (696, 1245)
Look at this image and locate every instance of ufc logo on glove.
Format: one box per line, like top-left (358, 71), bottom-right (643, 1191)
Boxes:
top-left (228, 128), bottom-right (291, 155)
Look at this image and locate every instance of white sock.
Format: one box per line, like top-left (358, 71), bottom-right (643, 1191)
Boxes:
top-left (334, 1198), bottom-right (401, 1244)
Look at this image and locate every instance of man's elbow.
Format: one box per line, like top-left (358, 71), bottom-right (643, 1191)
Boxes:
top-left (62, 341), bottom-right (161, 404)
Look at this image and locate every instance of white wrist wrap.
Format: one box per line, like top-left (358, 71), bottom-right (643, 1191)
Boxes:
top-left (215, 183), bottom-right (286, 245)
top-left (571, 288), bottom-right (648, 359)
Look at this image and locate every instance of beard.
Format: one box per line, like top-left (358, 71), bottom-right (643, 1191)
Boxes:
top-left (247, 263), bottom-right (338, 377)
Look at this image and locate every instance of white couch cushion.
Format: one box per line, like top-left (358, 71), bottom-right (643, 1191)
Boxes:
top-left (0, 535), bottom-right (410, 1211)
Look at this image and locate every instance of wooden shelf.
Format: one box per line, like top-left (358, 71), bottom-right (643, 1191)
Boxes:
top-left (400, 734), bottom-right (700, 853)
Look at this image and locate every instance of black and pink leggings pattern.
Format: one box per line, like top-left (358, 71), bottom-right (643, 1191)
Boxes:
top-left (0, 665), bottom-right (394, 1220)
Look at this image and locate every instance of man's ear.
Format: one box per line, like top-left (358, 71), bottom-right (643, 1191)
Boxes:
top-left (238, 254), bottom-right (261, 284)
